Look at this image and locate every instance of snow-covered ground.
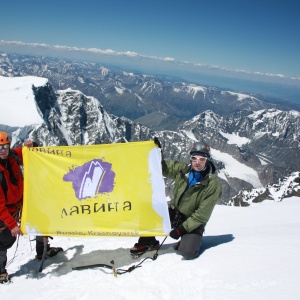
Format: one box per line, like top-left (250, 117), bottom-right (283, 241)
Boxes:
top-left (0, 75), bottom-right (47, 127)
top-left (2, 197), bottom-right (300, 300)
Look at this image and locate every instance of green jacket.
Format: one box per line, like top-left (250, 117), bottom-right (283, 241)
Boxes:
top-left (162, 159), bottom-right (222, 233)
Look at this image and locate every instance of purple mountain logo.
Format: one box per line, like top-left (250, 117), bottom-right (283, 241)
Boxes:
top-left (63, 159), bottom-right (115, 200)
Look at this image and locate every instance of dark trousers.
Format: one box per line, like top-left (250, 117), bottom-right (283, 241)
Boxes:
top-left (176, 230), bottom-right (203, 259)
top-left (0, 223), bottom-right (16, 274)
top-left (138, 225), bottom-right (204, 260)
top-left (36, 236), bottom-right (50, 256)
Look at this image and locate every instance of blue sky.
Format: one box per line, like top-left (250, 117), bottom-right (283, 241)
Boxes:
top-left (1, 0), bottom-right (300, 101)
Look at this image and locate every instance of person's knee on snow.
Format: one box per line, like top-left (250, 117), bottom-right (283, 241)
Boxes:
top-left (177, 243), bottom-right (200, 260)
top-left (176, 233), bottom-right (203, 260)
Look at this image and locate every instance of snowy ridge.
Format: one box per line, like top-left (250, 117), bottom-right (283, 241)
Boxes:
top-left (0, 75), bottom-right (47, 127)
top-left (212, 149), bottom-right (262, 189)
top-left (222, 90), bottom-right (258, 102)
top-left (227, 171), bottom-right (300, 206)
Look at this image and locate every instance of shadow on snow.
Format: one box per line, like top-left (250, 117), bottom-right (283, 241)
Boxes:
top-left (10, 234), bottom-right (234, 278)
top-left (199, 234), bottom-right (235, 255)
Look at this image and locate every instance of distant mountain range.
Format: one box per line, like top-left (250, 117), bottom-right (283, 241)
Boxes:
top-left (0, 52), bottom-right (299, 204)
top-left (1, 52), bottom-right (300, 131)
top-left (1, 40), bottom-right (300, 104)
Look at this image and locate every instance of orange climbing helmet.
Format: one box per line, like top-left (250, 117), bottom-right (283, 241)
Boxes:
top-left (0, 131), bottom-right (11, 145)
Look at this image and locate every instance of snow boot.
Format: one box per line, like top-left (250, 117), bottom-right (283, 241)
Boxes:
top-left (0, 272), bottom-right (10, 284)
top-left (35, 247), bottom-right (63, 260)
top-left (48, 247), bottom-right (63, 257)
top-left (130, 238), bottom-right (159, 257)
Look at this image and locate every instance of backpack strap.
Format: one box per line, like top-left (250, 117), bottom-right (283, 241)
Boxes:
top-left (9, 149), bottom-right (22, 165)
top-left (0, 163), bottom-right (22, 219)
top-left (0, 151), bottom-right (21, 200)
top-left (0, 169), bottom-right (8, 200)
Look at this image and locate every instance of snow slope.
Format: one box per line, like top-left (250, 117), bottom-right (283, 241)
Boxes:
top-left (0, 76), bottom-right (47, 127)
top-left (2, 197), bottom-right (300, 300)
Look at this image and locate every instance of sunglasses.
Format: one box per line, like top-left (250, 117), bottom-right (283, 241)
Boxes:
top-left (190, 156), bottom-right (207, 162)
top-left (0, 144), bottom-right (10, 150)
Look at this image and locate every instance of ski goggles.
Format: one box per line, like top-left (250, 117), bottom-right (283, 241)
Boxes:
top-left (190, 156), bottom-right (207, 162)
top-left (0, 144), bottom-right (10, 150)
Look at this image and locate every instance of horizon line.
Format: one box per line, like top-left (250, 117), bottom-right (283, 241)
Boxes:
top-left (1, 40), bottom-right (299, 82)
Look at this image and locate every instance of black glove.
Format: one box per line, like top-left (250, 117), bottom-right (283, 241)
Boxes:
top-left (154, 137), bottom-right (162, 148)
top-left (169, 225), bottom-right (187, 240)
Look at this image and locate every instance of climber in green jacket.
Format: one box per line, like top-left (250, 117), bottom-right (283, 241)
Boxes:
top-left (130, 138), bottom-right (222, 260)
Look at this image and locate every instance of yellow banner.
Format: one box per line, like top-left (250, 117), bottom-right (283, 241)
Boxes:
top-left (21, 141), bottom-right (170, 237)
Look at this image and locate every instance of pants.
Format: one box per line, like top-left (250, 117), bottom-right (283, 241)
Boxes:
top-left (137, 225), bottom-right (204, 260)
top-left (36, 236), bottom-right (50, 256)
top-left (176, 229), bottom-right (203, 260)
top-left (0, 222), bottom-right (16, 274)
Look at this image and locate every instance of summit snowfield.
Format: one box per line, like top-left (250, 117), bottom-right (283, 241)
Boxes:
top-left (0, 76), bottom-right (47, 127)
top-left (2, 196), bottom-right (300, 299)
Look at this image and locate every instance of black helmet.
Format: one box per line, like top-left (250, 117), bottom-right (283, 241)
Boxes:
top-left (190, 142), bottom-right (211, 158)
